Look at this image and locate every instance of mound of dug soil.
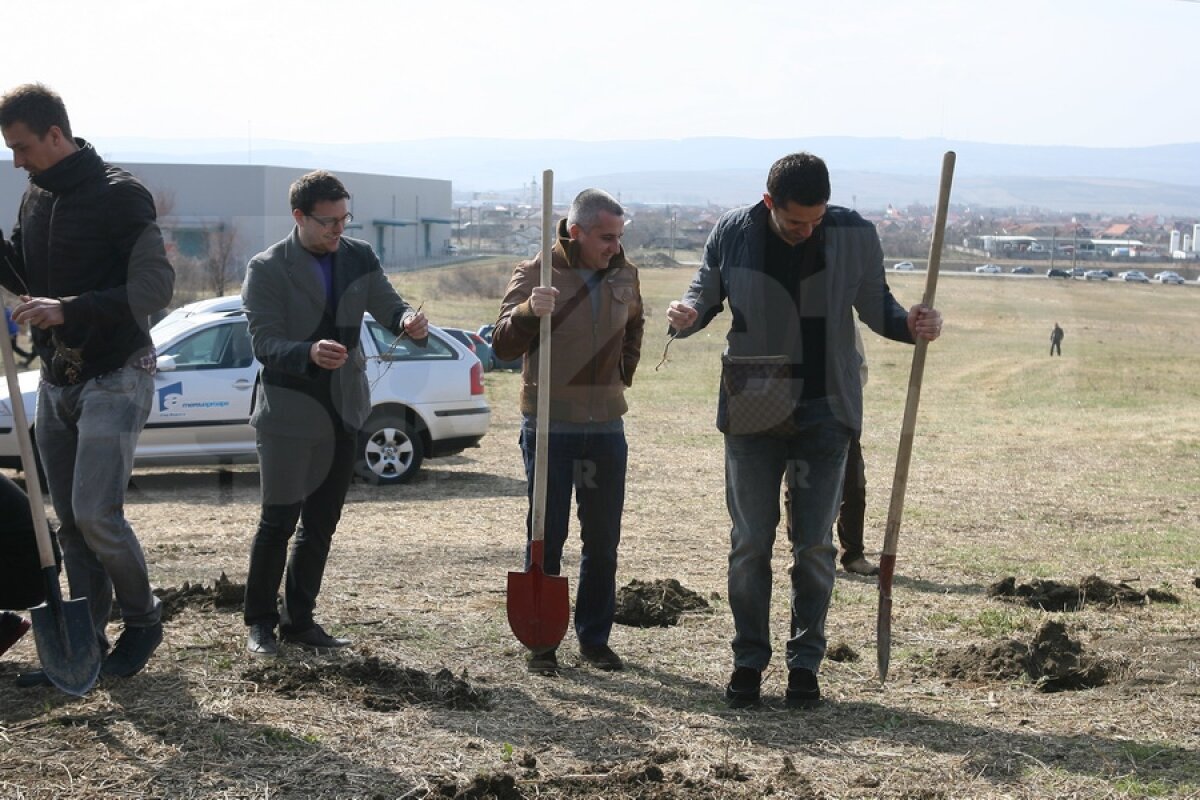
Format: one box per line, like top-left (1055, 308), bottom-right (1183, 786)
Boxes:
top-left (614, 579), bottom-right (712, 627)
top-left (825, 642), bottom-right (861, 663)
top-left (154, 572), bottom-right (244, 621)
top-left (933, 620), bottom-right (1110, 692)
top-left (987, 574), bottom-right (1180, 611)
top-left (244, 656), bottom-right (491, 711)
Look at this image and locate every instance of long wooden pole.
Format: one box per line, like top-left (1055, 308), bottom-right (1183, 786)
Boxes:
top-left (876, 151), bottom-right (956, 683)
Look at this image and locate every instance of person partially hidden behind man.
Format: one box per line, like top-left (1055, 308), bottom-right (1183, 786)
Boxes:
top-left (0, 473), bottom-right (60, 661)
top-left (240, 170), bottom-right (428, 657)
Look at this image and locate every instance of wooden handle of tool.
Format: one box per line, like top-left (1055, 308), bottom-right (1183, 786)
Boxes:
top-left (530, 170), bottom-right (554, 548)
top-left (880, 151), bottom-right (955, 558)
top-left (0, 311), bottom-right (56, 569)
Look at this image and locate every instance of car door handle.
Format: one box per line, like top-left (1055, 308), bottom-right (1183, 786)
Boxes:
top-left (233, 379), bottom-right (254, 390)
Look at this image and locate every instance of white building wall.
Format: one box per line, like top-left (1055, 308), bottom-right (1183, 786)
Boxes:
top-left (1169, 230), bottom-right (1181, 253)
top-left (1193, 223), bottom-right (1200, 252)
top-left (0, 160), bottom-right (452, 273)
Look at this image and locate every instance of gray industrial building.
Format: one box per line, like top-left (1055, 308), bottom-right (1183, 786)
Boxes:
top-left (0, 161), bottom-right (452, 272)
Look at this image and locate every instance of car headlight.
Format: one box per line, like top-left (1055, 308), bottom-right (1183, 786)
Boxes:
top-left (0, 399), bottom-right (12, 417)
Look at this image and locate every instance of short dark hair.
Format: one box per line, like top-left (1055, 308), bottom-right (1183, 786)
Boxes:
top-left (567, 188), bottom-right (624, 231)
top-left (289, 170), bottom-right (350, 214)
top-left (0, 83), bottom-right (73, 139)
top-left (766, 152), bottom-right (831, 208)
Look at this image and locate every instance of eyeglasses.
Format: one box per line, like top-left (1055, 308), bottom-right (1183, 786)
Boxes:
top-left (306, 212), bottom-right (354, 228)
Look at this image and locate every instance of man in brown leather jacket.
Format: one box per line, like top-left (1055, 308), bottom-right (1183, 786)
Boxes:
top-left (492, 189), bottom-right (644, 674)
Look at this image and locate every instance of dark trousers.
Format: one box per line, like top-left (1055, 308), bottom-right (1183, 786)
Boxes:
top-left (835, 435), bottom-right (867, 564)
top-left (1051, 341), bottom-right (1061, 356)
top-left (0, 473), bottom-right (57, 610)
top-left (519, 423), bottom-right (627, 648)
top-left (785, 433), bottom-right (867, 566)
top-left (244, 430), bottom-right (356, 632)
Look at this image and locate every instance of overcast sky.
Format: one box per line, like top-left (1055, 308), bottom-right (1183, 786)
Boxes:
top-left (1, 0), bottom-right (1196, 148)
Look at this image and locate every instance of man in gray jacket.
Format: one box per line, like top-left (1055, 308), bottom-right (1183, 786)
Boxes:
top-left (666, 153), bottom-right (942, 709)
top-left (241, 170), bottom-right (427, 657)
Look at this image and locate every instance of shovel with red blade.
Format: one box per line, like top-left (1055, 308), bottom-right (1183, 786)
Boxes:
top-left (506, 169), bottom-right (570, 653)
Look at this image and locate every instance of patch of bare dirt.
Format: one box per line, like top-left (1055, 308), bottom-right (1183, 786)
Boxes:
top-left (153, 572), bottom-right (244, 621)
top-left (987, 574), bottom-right (1180, 611)
top-left (243, 656), bottom-right (491, 711)
top-left (932, 620), bottom-right (1112, 692)
top-left (825, 642), bottom-right (860, 662)
top-left (614, 578), bottom-right (712, 627)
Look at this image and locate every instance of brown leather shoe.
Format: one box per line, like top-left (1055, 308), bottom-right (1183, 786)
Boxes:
top-left (843, 557), bottom-right (880, 576)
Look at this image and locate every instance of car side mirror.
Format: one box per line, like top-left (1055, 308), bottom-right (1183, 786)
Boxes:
top-left (156, 354), bottom-right (178, 372)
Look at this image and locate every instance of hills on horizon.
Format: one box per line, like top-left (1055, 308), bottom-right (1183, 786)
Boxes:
top-left (25, 135), bottom-right (1200, 216)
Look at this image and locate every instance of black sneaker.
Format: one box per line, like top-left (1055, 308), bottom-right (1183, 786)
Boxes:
top-left (786, 667), bottom-right (821, 710)
top-left (724, 666), bottom-right (762, 708)
top-left (526, 647), bottom-right (559, 675)
top-left (580, 643), bottom-right (624, 671)
top-left (101, 622), bottom-right (164, 678)
top-left (281, 624), bottom-right (350, 651)
top-left (246, 623), bottom-right (278, 657)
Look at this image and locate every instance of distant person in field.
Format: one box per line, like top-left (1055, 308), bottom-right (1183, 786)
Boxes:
top-left (240, 170), bottom-right (428, 658)
top-left (1050, 323), bottom-right (1064, 356)
top-left (665, 152), bottom-right (942, 710)
top-left (491, 188), bottom-right (645, 675)
top-left (1, 82), bottom-right (174, 688)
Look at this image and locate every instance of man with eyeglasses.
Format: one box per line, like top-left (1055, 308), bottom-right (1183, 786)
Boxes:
top-left (1, 83), bottom-right (174, 688)
top-left (240, 170), bottom-right (427, 657)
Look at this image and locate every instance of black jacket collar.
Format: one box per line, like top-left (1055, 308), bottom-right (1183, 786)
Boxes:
top-left (31, 138), bottom-right (105, 194)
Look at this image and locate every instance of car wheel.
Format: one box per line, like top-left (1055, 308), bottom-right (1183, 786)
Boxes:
top-left (355, 414), bottom-right (425, 485)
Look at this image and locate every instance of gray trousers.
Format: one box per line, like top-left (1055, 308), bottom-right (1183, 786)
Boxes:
top-left (36, 366), bottom-right (161, 650)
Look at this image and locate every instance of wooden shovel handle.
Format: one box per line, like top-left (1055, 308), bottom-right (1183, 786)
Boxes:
top-left (530, 170), bottom-right (553, 551)
top-left (881, 151), bottom-right (955, 558)
top-left (0, 302), bottom-right (56, 570)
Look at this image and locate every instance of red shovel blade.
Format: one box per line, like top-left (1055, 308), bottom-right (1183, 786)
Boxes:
top-left (506, 543), bottom-right (569, 654)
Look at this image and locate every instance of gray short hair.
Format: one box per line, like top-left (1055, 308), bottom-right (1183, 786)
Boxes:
top-left (567, 189), bottom-right (624, 231)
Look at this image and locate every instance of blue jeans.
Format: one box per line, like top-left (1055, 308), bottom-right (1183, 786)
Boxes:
top-left (519, 419), bottom-right (626, 648)
top-left (36, 366), bottom-right (160, 650)
top-left (725, 401), bottom-right (852, 672)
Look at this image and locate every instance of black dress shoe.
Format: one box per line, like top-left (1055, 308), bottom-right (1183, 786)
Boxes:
top-left (247, 623), bottom-right (278, 657)
top-left (15, 669), bottom-right (52, 688)
top-left (725, 666), bottom-right (762, 709)
top-left (580, 643), bottom-right (624, 671)
top-left (281, 624), bottom-right (350, 651)
top-left (786, 667), bottom-right (822, 710)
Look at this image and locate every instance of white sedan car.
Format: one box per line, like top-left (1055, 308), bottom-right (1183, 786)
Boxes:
top-left (892, 261), bottom-right (915, 271)
top-left (0, 295), bottom-right (490, 485)
top-left (1153, 271), bottom-right (1185, 285)
top-left (974, 264), bottom-right (1002, 274)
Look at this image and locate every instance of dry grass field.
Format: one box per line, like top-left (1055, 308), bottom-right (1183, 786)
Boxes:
top-left (2, 262), bottom-right (1198, 799)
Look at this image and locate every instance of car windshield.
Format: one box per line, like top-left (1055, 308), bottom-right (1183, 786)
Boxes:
top-left (367, 322), bottom-right (456, 361)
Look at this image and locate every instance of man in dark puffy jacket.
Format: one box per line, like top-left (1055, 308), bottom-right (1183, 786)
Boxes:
top-left (492, 188), bottom-right (644, 675)
top-left (0, 84), bottom-right (174, 687)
